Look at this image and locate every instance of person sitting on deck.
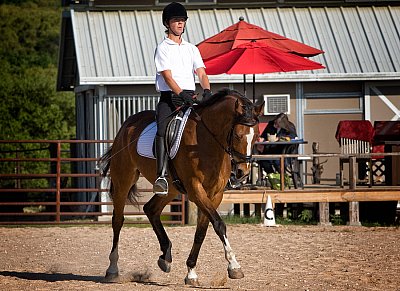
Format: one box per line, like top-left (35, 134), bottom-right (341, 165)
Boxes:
top-left (257, 113), bottom-right (298, 175)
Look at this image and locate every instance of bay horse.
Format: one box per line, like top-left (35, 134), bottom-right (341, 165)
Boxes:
top-left (98, 89), bottom-right (264, 285)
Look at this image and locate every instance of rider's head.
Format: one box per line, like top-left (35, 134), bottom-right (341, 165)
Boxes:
top-left (162, 2), bottom-right (188, 35)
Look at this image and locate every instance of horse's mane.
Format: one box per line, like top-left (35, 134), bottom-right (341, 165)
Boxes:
top-left (196, 88), bottom-right (246, 108)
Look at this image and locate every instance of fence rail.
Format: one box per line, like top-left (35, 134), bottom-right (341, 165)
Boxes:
top-left (0, 140), bottom-right (185, 225)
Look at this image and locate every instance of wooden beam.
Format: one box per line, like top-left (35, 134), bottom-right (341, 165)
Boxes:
top-left (222, 189), bottom-right (400, 204)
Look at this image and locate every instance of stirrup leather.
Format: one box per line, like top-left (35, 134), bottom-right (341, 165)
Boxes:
top-left (153, 176), bottom-right (168, 195)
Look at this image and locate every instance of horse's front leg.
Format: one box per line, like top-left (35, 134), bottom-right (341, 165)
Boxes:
top-left (192, 191), bottom-right (244, 281)
top-left (185, 209), bottom-right (209, 286)
top-left (143, 194), bottom-right (175, 273)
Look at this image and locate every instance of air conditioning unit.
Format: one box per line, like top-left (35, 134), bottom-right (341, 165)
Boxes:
top-left (263, 94), bottom-right (290, 115)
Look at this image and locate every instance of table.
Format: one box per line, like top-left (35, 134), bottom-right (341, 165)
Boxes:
top-left (253, 140), bottom-right (308, 189)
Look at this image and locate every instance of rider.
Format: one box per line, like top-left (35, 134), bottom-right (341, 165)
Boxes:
top-left (153, 2), bottom-right (212, 195)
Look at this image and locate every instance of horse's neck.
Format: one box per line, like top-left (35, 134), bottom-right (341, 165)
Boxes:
top-left (199, 100), bottom-right (235, 139)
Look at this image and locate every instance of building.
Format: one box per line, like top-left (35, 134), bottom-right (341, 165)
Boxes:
top-left (57, 0), bottom-right (400, 180)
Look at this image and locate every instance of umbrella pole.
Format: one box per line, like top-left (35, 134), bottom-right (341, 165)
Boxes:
top-left (243, 74), bottom-right (246, 97)
top-left (252, 74), bottom-right (255, 102)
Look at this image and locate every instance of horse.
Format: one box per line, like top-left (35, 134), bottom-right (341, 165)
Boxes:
top-left (98, 88), bottom-right (264, 285)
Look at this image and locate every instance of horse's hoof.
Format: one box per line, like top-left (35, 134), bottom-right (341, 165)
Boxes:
top-left (184, 277), bottom-right (199, 286)
top-left (228, 268), bottom-right (244, 279)
top-left (157, 257), bottom-right (171, 273)
top-left (104, 272), bottom-right (120, 283)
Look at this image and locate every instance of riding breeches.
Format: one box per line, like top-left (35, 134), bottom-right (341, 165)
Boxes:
top-left (156, 91), bottom-right (176, 137)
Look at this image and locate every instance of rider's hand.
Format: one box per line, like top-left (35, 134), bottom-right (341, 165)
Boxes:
top-left (171, 93), bottom-right (184, 107)
top-left (179, 91), bottom-right (195, 106)
top-left (202, 89), bottom-right (212, 101)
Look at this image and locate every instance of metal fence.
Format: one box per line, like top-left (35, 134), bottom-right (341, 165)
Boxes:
top-left (0, 140), bottom-right (185, 225)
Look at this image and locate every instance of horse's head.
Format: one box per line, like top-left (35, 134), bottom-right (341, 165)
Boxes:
top-left (229, 96), bottom-right (265, 181)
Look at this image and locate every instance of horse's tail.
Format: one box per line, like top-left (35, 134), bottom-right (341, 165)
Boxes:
top-left (98, 145), bottom-right (141, 206)
top-left (98, 146), bottom-right (115, 200)
top-left (98, 146), bottom-right (112, 178)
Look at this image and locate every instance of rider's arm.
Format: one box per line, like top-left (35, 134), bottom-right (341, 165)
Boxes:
top-left (196, 67), bottom-right (210, 91)
top-left (160, 70), bottom-right (182, 95)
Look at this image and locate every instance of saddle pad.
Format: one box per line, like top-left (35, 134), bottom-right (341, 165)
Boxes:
top-left (137, 108), bottom-right (191, 159)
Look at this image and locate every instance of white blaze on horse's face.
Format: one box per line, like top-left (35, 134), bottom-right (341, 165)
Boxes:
top-left (245, 127), bottom-right (255, 169)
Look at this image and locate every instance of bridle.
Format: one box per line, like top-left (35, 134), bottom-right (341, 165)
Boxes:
top-left (193, 99), bottom-right (259, 168)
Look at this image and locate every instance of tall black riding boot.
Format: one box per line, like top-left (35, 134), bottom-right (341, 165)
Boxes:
top-left (153, 135), bottom-right (168, 195)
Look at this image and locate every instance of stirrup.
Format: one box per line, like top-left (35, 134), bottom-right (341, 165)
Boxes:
top-left (153, 177), bottom-right (168, 195)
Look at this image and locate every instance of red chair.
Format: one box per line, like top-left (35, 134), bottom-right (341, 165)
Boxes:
top-left (335, 120), bottom-right (374, 187)
top-left (373, 121), bottom-right (400, 185)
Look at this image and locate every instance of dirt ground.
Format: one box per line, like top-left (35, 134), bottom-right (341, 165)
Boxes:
top-left (0, 224), bottom-right (399, 291)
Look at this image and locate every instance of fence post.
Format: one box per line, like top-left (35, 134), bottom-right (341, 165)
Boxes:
top-left (187, 200), bottom-right (197, 225)
top-left (56, 141), bottom-right (61, 223)
top-left (348, 156), bottom-right (361, 226)
top-left (280, 156), bottom-right (285, 191)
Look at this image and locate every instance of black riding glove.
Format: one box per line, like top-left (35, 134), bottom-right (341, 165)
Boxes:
top-left (179, 91), bottom-right (195, 106)
top-left (202, 89), bottom-right (212, 101)
top-left (171, 93), bottom-right (184, 107)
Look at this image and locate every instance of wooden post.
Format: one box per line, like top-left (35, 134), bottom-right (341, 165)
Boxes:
top-left (318, 202), bottom-right (332, 226)
top-left (280, 156), bottom-right (285, 191)
top-left (255, 203), bottom-right (262, 219)
top-left (187, 200), bottom-right (198, 225)
top-left (348, 156), bottom-right (361, 226)
top-left (312, 142), bottom-right (321, 184)
top-left (312, 142), bottom-right (331, 225)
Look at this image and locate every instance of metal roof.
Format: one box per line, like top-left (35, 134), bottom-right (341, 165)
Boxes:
top-left (58, 5), bottom-right (400, 89)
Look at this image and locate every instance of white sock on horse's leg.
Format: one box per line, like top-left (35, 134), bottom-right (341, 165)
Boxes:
top-left (185, 266), bottom-right (199, 285)
top-left (223, 235), bottom-right (241, 270)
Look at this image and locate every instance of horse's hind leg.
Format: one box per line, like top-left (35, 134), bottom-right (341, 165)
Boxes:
top-left (184, 209), bottom-right (209, 286)
top-left (105, 170), bottom-right (140, 281)
top-left (143, 194), bottom-right (175, 273)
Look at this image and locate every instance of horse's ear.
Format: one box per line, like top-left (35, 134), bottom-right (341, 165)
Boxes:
top-left (234, 99), bottom-right (242, 114)
top-left (253, 100), bottom-right (265, 117)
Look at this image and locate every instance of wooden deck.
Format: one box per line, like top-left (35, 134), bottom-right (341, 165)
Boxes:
top-left (222, 185), bottom-right (400, 204)
top-left (221, 185), bottom-right (400, 225)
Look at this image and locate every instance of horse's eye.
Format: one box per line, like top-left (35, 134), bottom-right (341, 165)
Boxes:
top-left (234, 133), bottom-right (242, 140)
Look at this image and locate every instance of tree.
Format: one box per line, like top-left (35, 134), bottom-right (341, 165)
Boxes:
top-left (0, 1), bottom-right (75, 140)
top-left (0, 1), bottom-right (75, 195)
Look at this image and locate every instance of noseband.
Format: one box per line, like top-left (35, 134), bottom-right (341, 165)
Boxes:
top-left (226, 121), bottom-right (255, 164)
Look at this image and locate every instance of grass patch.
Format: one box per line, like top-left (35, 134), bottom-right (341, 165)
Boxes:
top-left (222, 215), bottom-right (262, 224)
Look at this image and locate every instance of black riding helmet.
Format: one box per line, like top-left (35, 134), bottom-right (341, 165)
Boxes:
top-left (162, 2), bottom-right (188, 27)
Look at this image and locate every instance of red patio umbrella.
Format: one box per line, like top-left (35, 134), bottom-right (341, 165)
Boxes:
top-left (204, 41), bottom-right (325, 100)
top-left (197, 18), bottom-right (324, 61)
top-left (205, 42), bottom-right (324, 75)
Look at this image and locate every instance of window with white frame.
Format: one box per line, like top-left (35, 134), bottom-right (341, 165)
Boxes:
top-left (263, 94), bottom-right (290, 115)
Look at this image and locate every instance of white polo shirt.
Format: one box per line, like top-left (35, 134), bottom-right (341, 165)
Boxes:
top-left (155, 37), bottom-right (205, 92)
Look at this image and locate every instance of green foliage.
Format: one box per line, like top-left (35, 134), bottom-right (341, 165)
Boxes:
top-left (222, 215), bottom-right (262, 224)
top-left (0, 1), bottom-right (75, 200)
top-left (0, 1), bottom-right (60, 70)
top-left (298, 209), bottom-right (313, 223)
top-left (0, 1), bottom-right (75, 140)
top-left (330, 214), bottom-right (345, 225)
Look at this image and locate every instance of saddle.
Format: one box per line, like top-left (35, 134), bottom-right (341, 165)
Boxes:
top-left (137, 108), bottom-right (192, 160)
top-left (137, 108), bottom-right (192, 194)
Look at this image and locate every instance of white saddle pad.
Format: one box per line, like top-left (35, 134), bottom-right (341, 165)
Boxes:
top-left (137, 108), bottom-right (192, 159)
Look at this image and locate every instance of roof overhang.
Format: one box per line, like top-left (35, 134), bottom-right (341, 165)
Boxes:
top-left (78, 72), bottom-right (400, 86)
